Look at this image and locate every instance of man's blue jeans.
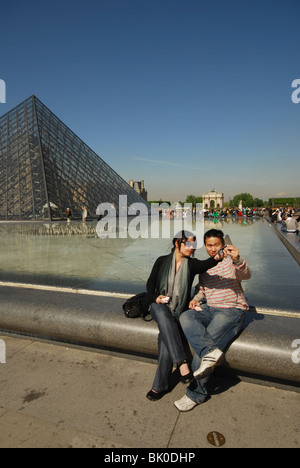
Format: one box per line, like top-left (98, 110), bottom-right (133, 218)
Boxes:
top-left (179, 304), bottom-right (245, 403)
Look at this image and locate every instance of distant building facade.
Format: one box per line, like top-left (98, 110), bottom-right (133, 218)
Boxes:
top-left (203, 189), bottom-right (224, 209)
top-left (129, 180), bottom-right (148, 201)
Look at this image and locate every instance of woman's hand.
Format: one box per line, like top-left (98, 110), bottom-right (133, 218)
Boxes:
top-left (156, 295), bottom-right (170, 304)
top-left (214, 251), bottom-right (225, 261)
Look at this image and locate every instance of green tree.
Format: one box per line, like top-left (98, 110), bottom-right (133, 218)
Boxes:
top-left (231, 193), bottom-right (254, 208)
top-left (253, 198), bottom-right (264, 207)
top-left (185, 195), bottom-right (203, 207)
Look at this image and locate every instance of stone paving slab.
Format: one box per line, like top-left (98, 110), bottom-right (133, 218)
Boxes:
top-left (0, 335), bottom-right (299, 449)
top-left (0, 408), bottom-right (128, 449)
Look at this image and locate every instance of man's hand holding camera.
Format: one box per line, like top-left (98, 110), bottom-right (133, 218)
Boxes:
top-left (223, 245), bottom-right (240, 262)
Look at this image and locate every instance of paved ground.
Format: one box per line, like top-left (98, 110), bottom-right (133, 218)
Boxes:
top-left (0, 334), bottom-right (299, 449)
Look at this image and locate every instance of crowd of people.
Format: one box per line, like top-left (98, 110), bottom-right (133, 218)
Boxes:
top-left (269, 207), bottom-right (300, 237)
top-left (203, 207), bottom-right (265, 218)
top-left (161, 206), bottom-right (268, 220)
top-left (64, 205), bottom-right (300, 240)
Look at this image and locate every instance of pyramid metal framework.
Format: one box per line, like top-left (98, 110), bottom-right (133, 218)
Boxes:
top-left (0, 95), bottom-right (149, 220)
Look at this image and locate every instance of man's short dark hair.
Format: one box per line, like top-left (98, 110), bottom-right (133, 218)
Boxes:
top-left (204, 229), bottom-right (225, 246)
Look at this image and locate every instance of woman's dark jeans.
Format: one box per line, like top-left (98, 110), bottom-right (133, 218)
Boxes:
top-left (150, 303), bottom-right (187, 393)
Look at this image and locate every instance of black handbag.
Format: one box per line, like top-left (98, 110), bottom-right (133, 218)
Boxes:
top-left (123, 292), bottom-right (153, 321)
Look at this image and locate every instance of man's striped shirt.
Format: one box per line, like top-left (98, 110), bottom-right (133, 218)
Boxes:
top-left (194, 256), bottom-right (251, 311)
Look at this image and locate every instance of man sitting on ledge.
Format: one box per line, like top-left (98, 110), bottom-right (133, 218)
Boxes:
top-left (175, 229), bottom-right (252, 412)
top-left (281, 215), bottom-right (299, 234)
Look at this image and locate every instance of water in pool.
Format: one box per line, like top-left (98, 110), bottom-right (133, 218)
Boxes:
top-left (0, 218), bottom-right (299, 313)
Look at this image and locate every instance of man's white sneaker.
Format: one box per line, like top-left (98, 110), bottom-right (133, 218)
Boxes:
top-left (194, 348), bottom-right (224, 380)
top-left (174, 395), bottom-right (198, 412)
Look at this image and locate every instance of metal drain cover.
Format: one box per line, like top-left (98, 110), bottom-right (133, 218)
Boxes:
top-left (207, 431), bottom-right (226, 447)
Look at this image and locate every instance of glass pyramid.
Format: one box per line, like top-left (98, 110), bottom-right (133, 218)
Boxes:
top-left (0, 95), bottom-right (149, 220)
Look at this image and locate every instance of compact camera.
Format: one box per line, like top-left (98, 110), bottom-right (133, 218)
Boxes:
top-left (161, 296), bottom-right (171, 304)
top-left (218, 245), bottom-right (227, 257)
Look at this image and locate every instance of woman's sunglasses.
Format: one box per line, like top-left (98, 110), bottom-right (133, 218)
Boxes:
top-left (183, 240), bottom-right (197, 250)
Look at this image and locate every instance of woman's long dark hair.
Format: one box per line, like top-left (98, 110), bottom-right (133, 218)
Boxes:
top-left (172, 230), bottom-right (196, 254)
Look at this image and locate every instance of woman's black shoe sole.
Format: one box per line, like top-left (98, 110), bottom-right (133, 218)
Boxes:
top-left (146, 390), bottom-right (166, 401)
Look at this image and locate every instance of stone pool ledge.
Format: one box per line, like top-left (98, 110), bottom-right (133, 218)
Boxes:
top-left (268, 220), bottom-right (300, 266)
top-left (0, 285), bottom-right (299, 392)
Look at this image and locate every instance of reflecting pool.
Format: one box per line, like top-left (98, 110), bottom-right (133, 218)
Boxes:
top-left (0, 218), bottom-right (299, 313)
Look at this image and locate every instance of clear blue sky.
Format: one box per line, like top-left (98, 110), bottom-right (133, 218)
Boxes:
top-left (1, 0), bottom-right (299, 202)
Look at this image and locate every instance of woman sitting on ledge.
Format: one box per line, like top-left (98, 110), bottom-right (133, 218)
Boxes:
top-left (146, 230), bottom-right (221, 401)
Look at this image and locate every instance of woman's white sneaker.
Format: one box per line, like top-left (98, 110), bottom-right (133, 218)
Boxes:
top-left (174, 395), bottom-right (198, 412)
top-left (194, 349), bottom-right (224, 379)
